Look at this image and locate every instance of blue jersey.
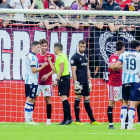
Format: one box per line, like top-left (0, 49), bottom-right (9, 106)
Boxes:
top-left (25, 52), bottom-right (38, 85)
top-left (118, 50), bottom-right (140, 84)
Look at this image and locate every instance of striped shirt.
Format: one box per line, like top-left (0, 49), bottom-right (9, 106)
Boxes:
top-left (118, 50), bottom-right (140, 84)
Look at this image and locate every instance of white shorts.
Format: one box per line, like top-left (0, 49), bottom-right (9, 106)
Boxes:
top-left (36, 85), bottom-right (53, 97)
top-left (108, 85), bottom-right (122, 101)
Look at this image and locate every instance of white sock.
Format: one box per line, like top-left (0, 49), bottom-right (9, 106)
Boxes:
top-left (29, 103), bottom-right (33, 121)
top-left (25, 102), bottom-right (33, 122)
top-left (120, 106), bottom-right (127, 126)
top-left (128, 107), bottom-right (135, 128)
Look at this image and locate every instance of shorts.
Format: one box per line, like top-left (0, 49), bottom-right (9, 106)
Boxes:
top-left (36, 85), bottom-right (53, 97)
top-left (25, 83), bottom-right (38, 99)
top-left (108, 85), bottom-right (122, 101)
top-left (58, 75), bottom-right (70, 97)
top-left (122, 82), bottom-right (140, 101)
top-left (75, 83), bottom-right (89, 96)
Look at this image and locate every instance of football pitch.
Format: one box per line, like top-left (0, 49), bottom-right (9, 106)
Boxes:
top-left (0, 123), bottom-right (140, 140)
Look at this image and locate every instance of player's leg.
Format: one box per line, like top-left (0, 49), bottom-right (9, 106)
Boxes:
top-left (58, 76), bottom-right (73, 125)
top-left (45, 96), bottom-right (52, 125)
top-left (61, 95), bottom-right (73, 125)
top-left (137, 103), bottom-right (140, 124)
top-left (107, 101), bottom-right (116, 129)
top-left (74, 95), bottom-right (83, 125)
top-left (82, 83), bottom-right (101, 125)
top-left (41, 85), bottom-right (53, 125)
top-left (120, 84), bottom-right (129, 129)
top-left (24, 84), bottom-right (38, 125)
top-left (127, 83), bottom-right (139, 130)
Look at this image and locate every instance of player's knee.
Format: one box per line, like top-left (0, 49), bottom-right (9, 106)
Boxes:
top-left (61, 95), bottom-right (67, 102)
top-left (109, 101), bottom-right (115, 107)
top-left (27, 97), bottom-right (35, 103)
top-left (76, 95), bottom-right (82, 100)
top-left (84, 96), bottom-right (90, 100)
top-left (45, 97), bottom-right (51, 104)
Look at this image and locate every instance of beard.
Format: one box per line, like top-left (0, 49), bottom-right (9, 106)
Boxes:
top-left (107, 0), bottom-right (112, 4)
top-left (79, 50), bottom-right (85, 53)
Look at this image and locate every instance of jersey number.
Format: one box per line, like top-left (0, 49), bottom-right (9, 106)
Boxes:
top-left (125, 58), bottom-right (136, 70)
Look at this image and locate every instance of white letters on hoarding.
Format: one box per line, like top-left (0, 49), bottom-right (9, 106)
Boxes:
top-left (0, 30), bottom-right (84, 80)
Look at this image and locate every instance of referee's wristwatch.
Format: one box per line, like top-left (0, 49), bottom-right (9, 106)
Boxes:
top-left (55, 78), bottom-right (60, 81)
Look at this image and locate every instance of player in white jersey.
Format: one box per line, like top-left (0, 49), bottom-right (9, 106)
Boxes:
top-left (110, 40), bottom-right (140, 130)
top-left (25, 41), bottom-right (47, 125)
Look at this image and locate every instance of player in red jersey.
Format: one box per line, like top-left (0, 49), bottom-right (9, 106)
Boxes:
top-left (107, 41), bottom-right (125, 129)
top-left (36, 39), bottom-right (55, 125)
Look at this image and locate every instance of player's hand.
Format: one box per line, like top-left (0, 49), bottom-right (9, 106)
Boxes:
top-left (88, 79), bottom-right (92, 93)
top-left (47, 55), bottom-right (52, 62)
top-left (53, 80), bottom-right (57, 87)
top-left (41, 74), bottom-right (49, 81)
top-left (74, 81), bottom-right (83, 94)
top-left (43, 62), bottom-right (48, 67)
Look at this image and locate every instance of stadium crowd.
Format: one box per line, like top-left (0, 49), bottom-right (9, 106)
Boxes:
top-left (0, 0), bottom-right (140, 27)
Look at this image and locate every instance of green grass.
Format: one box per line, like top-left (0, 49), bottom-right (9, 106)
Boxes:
top-left (0, 123), bottom-right (140, 140)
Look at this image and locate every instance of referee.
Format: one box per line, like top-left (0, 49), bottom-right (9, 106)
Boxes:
top-left (49, 42), bottom-right (73, 125)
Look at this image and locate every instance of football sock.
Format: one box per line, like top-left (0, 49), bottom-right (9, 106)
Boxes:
top-left (63, 102), bottom-right (67, 122)
top-left (137, 104), bottom-right (140, 122)
top-left (84, 100), bottom-right (96, 122)
top-left (63, 100), bottom-right (72, 120)
top-left (120, 106), bottom-right (127, 126)
top-left (47, 104), bottom-right (52, 119)
top-left (125, 106), bottom-right (129, 124)
top-left (128, 107), bottom-right (135, 128)
top-left (25, 102), bottom-right (33, 122)
top-left (74, 98), bottom-right (81, 122)
top-left (107, 106), bottom-right (113, 126)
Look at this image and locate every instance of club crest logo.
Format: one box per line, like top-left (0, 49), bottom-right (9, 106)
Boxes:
top-left (99, 31), bottom-right (135, 64)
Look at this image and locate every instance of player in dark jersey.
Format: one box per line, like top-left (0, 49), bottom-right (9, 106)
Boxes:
top-left (107, 41), bottom-right (125, 129)
top-left (70, 40), bottom-right (102, 125)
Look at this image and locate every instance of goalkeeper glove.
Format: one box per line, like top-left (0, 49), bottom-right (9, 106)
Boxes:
top-left (88, 79), bottom-right (92, 93)
top-left (74, 81), bottom-right (83, 94)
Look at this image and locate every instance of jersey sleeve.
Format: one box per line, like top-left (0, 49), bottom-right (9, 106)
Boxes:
top-left (118, 54), bottom-right (123, 63)
top-left (57, 55), bottom-right (64, 64)
top-left (70, 55), bottom-right (77, 66)
top-left (29, 55), bottom-right (37, 67)
top-left (109, 56), bottom-right (117, 63)
top-left (10, 0), bottom-right (16, 7)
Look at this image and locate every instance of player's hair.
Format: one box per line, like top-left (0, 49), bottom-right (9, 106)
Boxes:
top-left (79, 40), bottom-right (86, 45)
top-left (54, 42), bottom-right (63, 51)
top-left (39, 39), bottom-right (48, 45)
top-left (31, 41), bottom-right (40, 47)
top-left (131, 40), bottom-right (140, 49)
top-left (116, 41), bottom-right (125, 51)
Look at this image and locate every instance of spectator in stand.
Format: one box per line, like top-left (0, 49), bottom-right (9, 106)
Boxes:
top-left (35, 0), bottom-right (44, 9)
top-left (57, 6), bottom-right (80, 29)
top-left (123, 0), bottom-right (140, 11)
top-left (108, 6), bottom-right (126, 32)
top-left (44, 0), bottom-right (49, 8)
top-left (102, 0), bottom-right (120, 10)
top-left (87, 3), bottom-right (96, 10)
top-left (71, 0), bottom-right (87, 10)
top-left (0, 0), bottom-right (6, 4)
top-left (0, 0), bottom-right (11, 8)
top-left (10, 0), bottom-right (36, 22)
top-left (49, 0), bottom-right (64, 9)
top-left (88, 0), bottom-right (99, 6)
top-left (38, 4), bottom-right (62, 29)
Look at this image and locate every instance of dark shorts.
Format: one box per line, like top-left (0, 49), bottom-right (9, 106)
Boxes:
top-left (25, 83), bottom-right (38, 99)
top-left (58, 75), bottom-right (70, 97)
top-left (75, 83), bottom-right (89, 96)
top-left (122, 82), bottom-right (140, 101)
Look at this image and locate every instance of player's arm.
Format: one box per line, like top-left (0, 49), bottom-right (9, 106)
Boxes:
top-left (41, 70), bottom-right (54, 81)
top-left (48, 56), bottom-right (57, 73)
top-left (108, 23), bottom-right (126, 32)
top-left (109, 61), bottom-right (122, 71)
top-left (71, 66), bottom-right (77, 82)
top-left (31, 63), bottom-right (47, 73)
top-left (87, 64), bottom-right (92, 93)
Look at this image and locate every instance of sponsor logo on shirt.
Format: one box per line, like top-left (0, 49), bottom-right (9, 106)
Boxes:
top-left (45, 88), bottom-right (49, 91)
top-left (81, 63), bottom-right (88, 66)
